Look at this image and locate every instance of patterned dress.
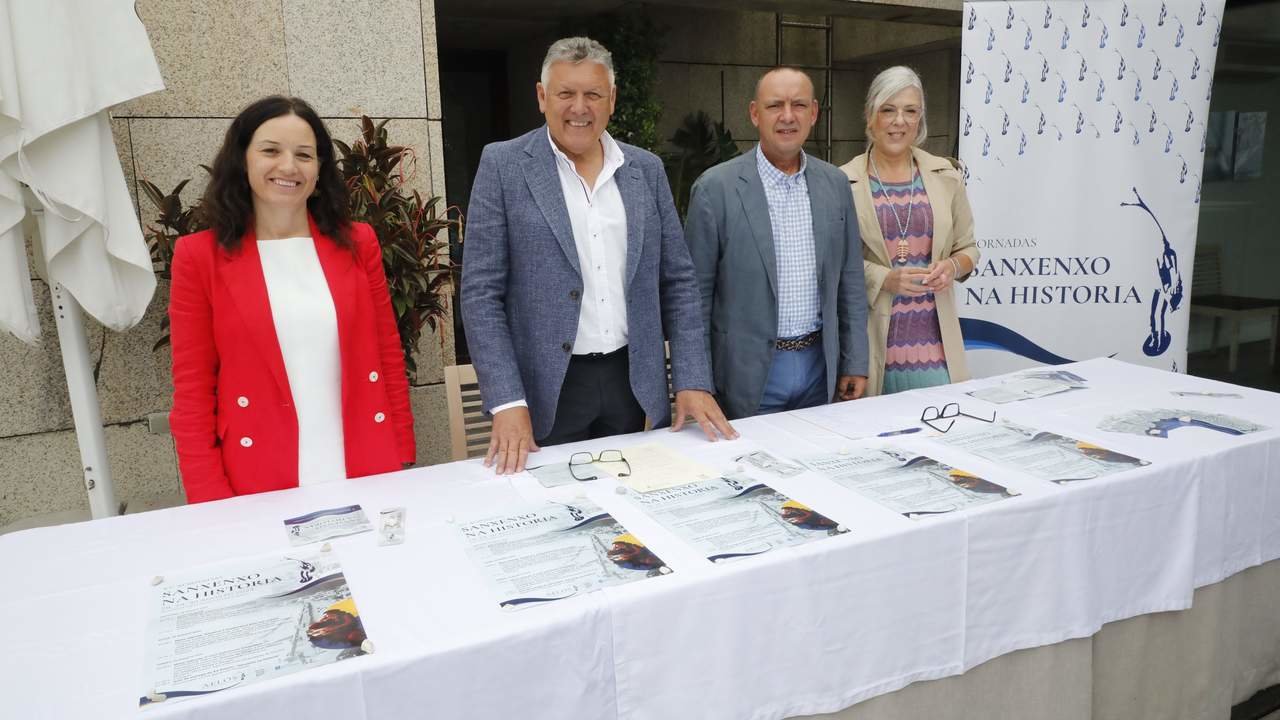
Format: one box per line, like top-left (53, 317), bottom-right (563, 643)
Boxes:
top-left (871, 169), bottom-right (952, 394)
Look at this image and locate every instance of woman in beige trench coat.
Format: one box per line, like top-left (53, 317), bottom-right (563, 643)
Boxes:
top-left (839, 66), bottom-right (980, 397)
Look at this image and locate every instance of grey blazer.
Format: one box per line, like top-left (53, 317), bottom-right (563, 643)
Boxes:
top-left (684, 149), bottom-right (869, 420)
top-left (460, 127), bottom-right (713, 440)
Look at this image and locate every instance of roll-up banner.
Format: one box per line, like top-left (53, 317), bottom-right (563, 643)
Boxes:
top-left (958, 0), bottom-right (1224, 375)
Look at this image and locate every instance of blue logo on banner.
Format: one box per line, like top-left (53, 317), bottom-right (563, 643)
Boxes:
top-left (960, 319), bottom-right (1081, 365)
top-left (1120, 188), bottom-right (1184, 357)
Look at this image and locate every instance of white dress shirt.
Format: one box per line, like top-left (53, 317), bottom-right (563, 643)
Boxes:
top-left (491, 130), bottom-right (629, 415)
top-left (258, 237), bottom-right (347, 485)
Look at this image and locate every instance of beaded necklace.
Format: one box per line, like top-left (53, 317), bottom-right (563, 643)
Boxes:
top-left (868, 150), bottom-right (915, 265)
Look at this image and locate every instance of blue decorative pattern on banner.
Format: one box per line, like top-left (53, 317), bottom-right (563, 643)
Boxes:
top-left (959, 318), bottom-right (1079, 365)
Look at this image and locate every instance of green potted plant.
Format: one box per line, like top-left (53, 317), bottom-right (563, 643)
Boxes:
top-left (663, 110), bottom-right (739, 220)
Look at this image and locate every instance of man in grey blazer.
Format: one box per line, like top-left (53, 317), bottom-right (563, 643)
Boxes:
top-left (685, 67), bottom-right (869, 420)
top-left (462, 37), bottom-right (736, 474)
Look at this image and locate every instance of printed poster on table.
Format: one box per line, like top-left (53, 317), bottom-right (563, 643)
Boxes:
top-left (140, 552), bottom-right (368, 707)
top-left (933, 420), bottom-right (1148, 483)
top-left (283, 505), bottom-right (373, 546)
top-left (805, 447), bottom-right (1016, 518)
top-left (629, 475), bottom-right (847, 563)
top-left (967, 369), bottom-right (1089, 404)
top-left (457, 500), bottom-right (669, 610)
top-left (1098, 408), bottom-right (1267, 438)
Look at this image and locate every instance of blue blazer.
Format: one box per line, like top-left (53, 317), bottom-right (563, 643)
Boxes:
top-left (461, 127), bottom-right (713, 439)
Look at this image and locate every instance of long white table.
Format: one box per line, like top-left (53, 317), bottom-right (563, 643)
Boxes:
top-left (3, 358), bottom-right (1278, 719)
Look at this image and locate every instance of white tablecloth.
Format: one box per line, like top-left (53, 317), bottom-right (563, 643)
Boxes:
top-left (2, 359), bottom-right (1277, 719)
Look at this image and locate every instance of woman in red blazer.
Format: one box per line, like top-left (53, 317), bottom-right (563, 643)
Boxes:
top-left (169, 96), bottom-right (414, 503)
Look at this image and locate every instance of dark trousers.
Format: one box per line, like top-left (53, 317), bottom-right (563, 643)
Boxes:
top-left (539, 347), bottom-right (645, 447)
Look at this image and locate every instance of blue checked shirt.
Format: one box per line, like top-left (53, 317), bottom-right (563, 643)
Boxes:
top-left (755, 146), bottom-right (821, 338)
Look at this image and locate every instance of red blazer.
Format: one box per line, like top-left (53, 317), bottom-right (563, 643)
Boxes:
top-left (169, 218), bottom-right (415, 503)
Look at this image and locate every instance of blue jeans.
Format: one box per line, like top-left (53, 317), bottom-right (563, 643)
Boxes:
top-left (756, 342), bottom-right (827, 415)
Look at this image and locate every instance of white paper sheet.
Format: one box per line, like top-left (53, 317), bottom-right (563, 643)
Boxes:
top-left (627, 475), bottom-right (847, 562)
top-left (456, 499), bottom-right (670, 609)
top-left (140, 551), bottom-right (367, 707)
top-left (283, 505), bottom-right (372, 546)
top-left (804, 446), bottom-right (1016, 518)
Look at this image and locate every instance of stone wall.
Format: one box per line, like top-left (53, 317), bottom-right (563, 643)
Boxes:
top-left (0, 0), bottom-right (450, 527)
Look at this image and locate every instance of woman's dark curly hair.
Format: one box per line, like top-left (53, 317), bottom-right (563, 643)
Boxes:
top-left (202, 96), bottom-right (350, 252)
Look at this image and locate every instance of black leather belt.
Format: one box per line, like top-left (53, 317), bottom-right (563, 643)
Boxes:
top-left (776, 330), bottom-right (821, 351)
top-left (572, 346), bottom-right (628, 360)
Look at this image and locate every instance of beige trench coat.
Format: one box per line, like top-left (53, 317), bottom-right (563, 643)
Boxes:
top-left (839, 147), bottom-right (980, 397)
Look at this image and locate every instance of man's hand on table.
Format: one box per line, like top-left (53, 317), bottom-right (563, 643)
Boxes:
top-left (671, 390), bottom-right (739, 442)
top-left (486, 406), bottom-right (540, 474)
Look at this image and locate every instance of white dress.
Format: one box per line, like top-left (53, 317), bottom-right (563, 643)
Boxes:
top-left (257, 237), bottom-right (346, 485)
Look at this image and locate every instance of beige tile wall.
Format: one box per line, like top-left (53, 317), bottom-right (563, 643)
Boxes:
top-left (0, 0), bottom-right (449, 528)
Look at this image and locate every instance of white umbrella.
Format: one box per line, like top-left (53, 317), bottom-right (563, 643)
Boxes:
top-left (0, 0), bottom-right (165, 518)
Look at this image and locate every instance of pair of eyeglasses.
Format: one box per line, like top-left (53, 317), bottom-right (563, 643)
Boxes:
top-left (920, 402), bottom-right (996, 433)
top-left (568, 450), bottom-right (630, 482)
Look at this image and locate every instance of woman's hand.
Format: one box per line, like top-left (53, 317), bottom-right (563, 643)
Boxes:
top-left (884, 266), bottom-right (931, 296)
top-left (921, 260), bottom-right (956, 293)
top-left (922, 255), bottom-right (970, 293)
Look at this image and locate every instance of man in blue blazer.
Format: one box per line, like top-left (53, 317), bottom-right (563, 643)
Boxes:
top-left (462, 37), bottom-right (737, 474)
top-left (685, 67), bottom-right (869, 420)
